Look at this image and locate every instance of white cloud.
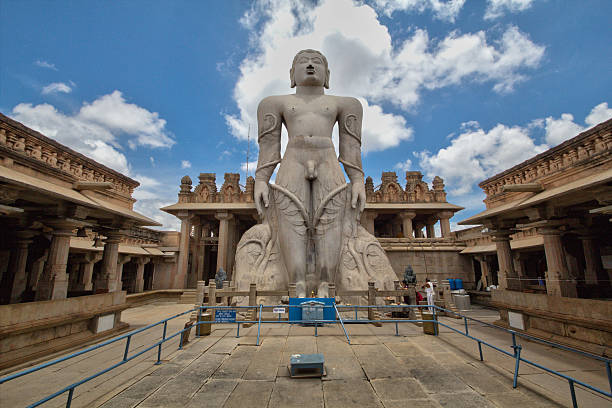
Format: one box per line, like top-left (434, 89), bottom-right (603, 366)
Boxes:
top-left (374, 0), bottom-right (466, 23)
top-left (35, 60), bottom-right (58, 70)
top-left (10, 91), bottom-right (175, 175)
top-left (585, 102), bottom-right (612, 127)
top-left (41, 82), bottom-right (72, 95)
top-left (544, 113), bottom-right (584, 146)
top-left (417, 121), bottom-right (548, 195)
top-left (228, 0), bottom-right (545, 152)
top-left (485, 0), bottom-right (535, 20)
top-left (394, 158), bottom-right (413, 171)
top-left (149, 156), bottom-right (156, 166)
top-left (240, 160), bottom-right (258, 173)
top-left (181, 160), bottom-right (192, 169)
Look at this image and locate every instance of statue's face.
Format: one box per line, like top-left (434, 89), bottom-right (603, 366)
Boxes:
top-left (292, 51), bottom-right (328, 87)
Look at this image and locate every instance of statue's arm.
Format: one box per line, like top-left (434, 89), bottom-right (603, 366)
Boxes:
top-left (338, 97), bottom-right (366, 211)
top-left (254, 97), bottom-right (282, 215)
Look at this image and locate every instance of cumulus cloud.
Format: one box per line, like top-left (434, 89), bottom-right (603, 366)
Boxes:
top-left (10, 91), bottom-right (175, 175)
top-left (585, 102), bottom-right (612, 127)
top-left (373, 0), bottom-right (466, 23)
top-left (241, 160), bottom-right (258, 173)
top-left (417, 101), bottom-right (610, 196)
top-left (394, 158), bottom-right (413, 171)
top-left (181, 160), bottom-right (192, 169)
top-left (227, 0), bottom-right (544, 152)
top-left (417, 121), bottom-right (548, 195)
top-left (35, 60), bottom-right (58, 70)
top-left (485, 0), bottom-right (535, 20)
top-left (41, 82), bottom-right (72, 95)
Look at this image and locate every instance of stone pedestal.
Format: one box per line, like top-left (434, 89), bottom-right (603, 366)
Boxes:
top-left (36, 227), bottom-right (75, 301)
top-left (540, 228), bottom-right (577, 297)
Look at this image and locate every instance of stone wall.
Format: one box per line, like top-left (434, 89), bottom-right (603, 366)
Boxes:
top-left (491, 290), bottom-right (612, 356)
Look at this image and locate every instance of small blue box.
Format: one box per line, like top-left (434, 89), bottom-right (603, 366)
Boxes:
top-left (289, 353), bottom-right (324, 377)
top-left (288, 298), bottom-right (336, 322)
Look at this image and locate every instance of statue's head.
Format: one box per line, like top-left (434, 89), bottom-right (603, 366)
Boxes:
top-left (290, 49), bottom-right (330, 89)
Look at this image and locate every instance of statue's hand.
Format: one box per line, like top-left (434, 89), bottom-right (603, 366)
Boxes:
top-left (351, 182), bottom-right (366, 213)
top-left (254, 180), bottom-right (270, 217)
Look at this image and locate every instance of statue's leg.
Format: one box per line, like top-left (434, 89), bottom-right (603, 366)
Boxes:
top-left (275, 167), bottom-right (309, 298)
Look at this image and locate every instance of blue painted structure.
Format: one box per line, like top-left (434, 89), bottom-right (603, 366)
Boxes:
top-left (288, 297), bottom-right (336, 322)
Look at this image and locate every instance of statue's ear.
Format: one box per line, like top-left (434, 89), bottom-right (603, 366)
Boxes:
top-left (290, 68), bottom-right (296, 88)
top-left (324, 69), bottom-right (330, 89)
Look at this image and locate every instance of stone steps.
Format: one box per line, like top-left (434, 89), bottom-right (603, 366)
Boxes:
top-left (178, 289), bottom-right (196, 304)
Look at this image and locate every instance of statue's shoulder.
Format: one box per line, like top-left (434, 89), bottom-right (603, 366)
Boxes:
top-left (336, 96), bottom-right (363, 113)
top-left (258, 95), bottom-right (289, 111)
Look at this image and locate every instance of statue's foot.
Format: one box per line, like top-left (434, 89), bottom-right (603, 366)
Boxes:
top-left (296, 281), bottom-right (306, 298)
top-left (318, 282), bottom-right (329, 298)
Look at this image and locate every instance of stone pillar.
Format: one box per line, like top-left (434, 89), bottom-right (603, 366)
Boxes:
top-left (134, 257), bottom-right (150, 293)
top-left (437, 211), bottom-right (453, 238)
top-left (175, 212), bottom-right (191, 289)
top-left (540, 227), bottom-right (577, 297)
top-left (215, 212), bottom-right (233, 275)
top-left (93, 231), bottom-right (122, 293)
top-left (414, 222), bottom-right (425, 238)
top-left (425, 217), bottom-right (436, 239)
top-left (476, 256), bottom-right (490, 288)
top-left (9, 232), bottom-right (34, 303)
top-left (197, 222), bottom-right (210, 282)
top-left (399, 211), bottom-right (416, 239)
top-left (36, 227), bottom-right (75, 301)
top-left (580, 236), bottom-right (603, 285)
top-left (187, 218), bottom-right (202, 288)
top-left (361, 211), bottom-right (377, 235)
top-left (491, 230), bottom-right (519, 291)
top-left (74, 252), bottom-right (102, 291)
top-left (115, 254), bottom-right (132, 292)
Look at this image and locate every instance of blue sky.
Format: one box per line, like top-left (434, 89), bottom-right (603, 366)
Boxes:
top-left (1, 0), bottom-right (611, 230)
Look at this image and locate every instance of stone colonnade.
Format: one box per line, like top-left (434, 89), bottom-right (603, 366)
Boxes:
top-left (361, 210), bottom-right (453, 239)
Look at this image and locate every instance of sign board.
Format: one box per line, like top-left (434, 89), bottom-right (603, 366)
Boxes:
top-left (273, 307), bottom-right (286, 314)
top-left (215, 309), bottom-right (236, 323)
top-left (508, 311), bottom-right (525, 330)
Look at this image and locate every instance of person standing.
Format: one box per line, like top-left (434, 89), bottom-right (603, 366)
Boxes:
top-left (422, 278), bottom-right (435, 312)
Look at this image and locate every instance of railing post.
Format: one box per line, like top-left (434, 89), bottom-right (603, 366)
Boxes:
top-left (196, 306), bottom-right (202, 338)
top-left (249, 283), bottom-right (257, 320)
top-left (477, 341), bottom-right (483, 361)
top-left (568, 379), bottom-right (578, 408)
top-left (395, 321), bottom-right (399, 336)
top-left (66, 388), bottom-right (74, 408)
top-left (334, 304), bottom-right (351, 345)
top-left (222, 280), bottom-right (230, 305)
top-left (512, 344), bottom-right (522, 388)
top-left (256, 304), bottom-right (263, 346)
top-left (123, 336), bottom-right (131, 361)
top-left (433, 307), bottom-right (438, 336)
top-left (354, 305), bottom-right (358, 321)
top-left (236, 322), bottom-right (240, 338)
top-left (607, 361), bottom-right (612, 395)
top-left (156, 321), bottom-right (167, 365)
top-left (464, 316), bottom-right (469, 336)
top-left (208, 280), bottom-right (216, 307)
top-left (367, 281), bottom-right (376, 321)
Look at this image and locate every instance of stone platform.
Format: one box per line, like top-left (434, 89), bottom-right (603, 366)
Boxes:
top-left (1, 303), bottom-right (610, 407)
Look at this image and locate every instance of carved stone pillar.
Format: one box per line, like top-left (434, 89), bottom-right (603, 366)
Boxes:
top-left (491, 230), bottom-right (518, 291)
top-left (437, 211), bottom-right (453, 238)
top-left (399, 211), bottom-right (416, 239)
top-left (425, 217), bottom-right (436, 239)
top-left (74, 252), bottom-right (102, 291)
top-left (197, 222), bottom-right (210, 282)
top-left (134, 257), bottom-right (151, 293)
top-left (215, 212), bottom-right (234, 276)
top-left (93, 231), bottom-right (122, 293)
top-left (115, 254), bottom-right (132, 292)
top-left (475, 255), bottom-right (490, 288)
top-left (188, 218), bottom-right (202, 288)
top-left (36, 227), bottom-right (76, 300)
top-left (414, 222), bottom-right (425, 238)
top-left (540, 227), bottom-right (577, 297)
top-left (175, 212), bottom-right (191, 289)
top-left (7, 232), bottom-right (34, 303)
top-left (580, 235), bottom-right (604, 285)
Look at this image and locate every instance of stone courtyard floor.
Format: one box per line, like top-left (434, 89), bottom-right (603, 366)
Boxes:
top-left (1, 302), bottom-right (611, 408)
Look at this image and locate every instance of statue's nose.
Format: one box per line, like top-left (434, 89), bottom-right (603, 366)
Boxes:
top-left (306, 64), bottom-right (314, 69)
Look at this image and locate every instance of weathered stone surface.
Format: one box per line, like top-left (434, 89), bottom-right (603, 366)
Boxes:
top-left (323, 379), bottom-right (384, 408)
top-left (268, 377), bottom-right (324, 408)
top-left (434, 391), bottom-right (497, 408)
top-left (223, 380), bottom-right (275, 408)
top-left (212, 345), bottom-right (257, 379)
top-left (186, 379), bottom-right (238, 408)
top-left (370, 378), bottom-right (428, 400)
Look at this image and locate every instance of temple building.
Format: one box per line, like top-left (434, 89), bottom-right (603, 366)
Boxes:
top-left (161, 170), bottom-right (468, 292)
top-left (458, 118), bottom-right (612, 355)
top-left (0, 113), bottom-right (178, 368)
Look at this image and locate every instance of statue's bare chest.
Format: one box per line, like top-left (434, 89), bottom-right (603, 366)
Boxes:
top-left (282, 97), bottom-right (338, 125)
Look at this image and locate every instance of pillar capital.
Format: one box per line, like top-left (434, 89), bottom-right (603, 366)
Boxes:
top-left (490, 229), bottom-right (513, 241)
top-left (537, 226), bottom-right (562, 236)
top-left (134, 256), bottom-right (151, 265)
top-left (399, 211), bottom-right (416, 220)
top-left (117, 254), bottom-right (132, 265)
top-left (437, 211), bottom-right (454, 220)
top-left (215, 212), bottom-right (234, 222)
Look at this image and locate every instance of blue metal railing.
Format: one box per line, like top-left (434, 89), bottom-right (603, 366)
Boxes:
top-left (1, 303), bottom-right (610, 408)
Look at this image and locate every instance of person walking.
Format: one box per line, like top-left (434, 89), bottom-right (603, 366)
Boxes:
top-left (422, 278), bottom-right (435, 312)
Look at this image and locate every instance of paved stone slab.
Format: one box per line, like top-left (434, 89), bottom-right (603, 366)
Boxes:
top-left (268, 377), bottom-right (324, 407)
top-left (370, 378), bottom-right (428, 401)
top-left (180, 352), bottom-right (227, 377)
top-left (316, 336), bottom-right (365, 380)
top-left (212, 346), bottom-right (257, 379)
top-left (186, 379), bottom-right (238, 408)
top-left (138, 374), bottom-right (205, 408)
top-left (382, 399), bottom-right (441, 408)
top-left (448, 365), bottom-right (511, 394)
top-left (384, 341), bottom-right (420, 357)
top-left (99, 396), bottom-right (140, 408)
top-left (222, 380), bottom-right (274, 408)
top-left (207, 337), bottom-right (240, 355)
top-left (353, 345), bottom-right (408, 379)
top-left (323, 379), bottom-right (383, 408)
top-left (410, 367), bottom-right (471, 393)
top-left (434, 390), bottom-right (497, 408)
top-left (242, 337), bottom-right (285, 381)
top-left (112, 374), bottom-right (169, 400)
top-left (486, 391), bottom-right (557, 408)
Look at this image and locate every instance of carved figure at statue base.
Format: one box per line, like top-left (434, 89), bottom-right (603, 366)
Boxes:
top-left (234, 50), bottom-right (397, 300)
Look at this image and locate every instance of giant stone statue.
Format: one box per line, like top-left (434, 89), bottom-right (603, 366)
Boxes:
top-left (234, 50), bottom-right (397, 299)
